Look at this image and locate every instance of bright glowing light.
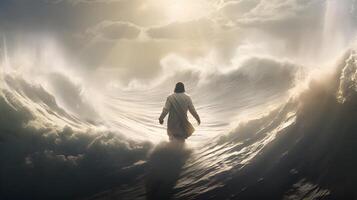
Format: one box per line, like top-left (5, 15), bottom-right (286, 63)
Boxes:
top-left (164, 0), bottom-right (213, 22)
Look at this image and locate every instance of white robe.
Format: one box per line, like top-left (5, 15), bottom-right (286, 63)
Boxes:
top-left (159, 93), bottom-right (200, 139)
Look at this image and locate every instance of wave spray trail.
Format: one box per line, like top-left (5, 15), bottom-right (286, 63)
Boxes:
top-left (321, 0), bottom-right (355, 62)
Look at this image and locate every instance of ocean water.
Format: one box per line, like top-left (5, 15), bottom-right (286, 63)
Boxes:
top-left (0, 49), bottom-right (356, 199)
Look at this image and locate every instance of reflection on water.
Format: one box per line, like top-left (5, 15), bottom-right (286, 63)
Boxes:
top-left (145, 141), bottom-right (191, 200)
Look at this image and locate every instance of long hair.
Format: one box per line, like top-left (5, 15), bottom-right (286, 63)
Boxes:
top-left (174, 82), bottom-right (185, 93)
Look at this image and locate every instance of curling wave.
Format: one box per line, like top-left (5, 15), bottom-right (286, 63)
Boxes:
top-left (0, 50), bottom-right (356, 200)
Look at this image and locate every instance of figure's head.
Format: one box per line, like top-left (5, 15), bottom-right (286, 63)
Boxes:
top-left (174, 82), bottom-right (185, 93)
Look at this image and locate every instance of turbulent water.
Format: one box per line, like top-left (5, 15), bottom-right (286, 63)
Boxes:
top-left (0, 50), bottom-right (356, 200)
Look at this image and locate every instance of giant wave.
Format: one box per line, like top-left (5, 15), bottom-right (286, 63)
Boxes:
top-left (0, 49), bottom-right (356, 200)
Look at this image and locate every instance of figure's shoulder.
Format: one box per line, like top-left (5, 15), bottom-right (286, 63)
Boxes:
top-left (167, 93), bottom-right (175, 99)
top-left (183, 93), bottom-right (191, 98)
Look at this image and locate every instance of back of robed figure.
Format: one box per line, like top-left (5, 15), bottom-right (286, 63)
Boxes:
top-left (159, 82), bottom-right (201, 141)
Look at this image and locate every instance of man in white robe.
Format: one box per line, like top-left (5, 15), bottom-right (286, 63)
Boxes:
top-left (159, 82), bottom-right (200, 141)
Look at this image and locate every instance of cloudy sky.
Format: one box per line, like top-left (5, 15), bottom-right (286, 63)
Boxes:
top-left (0, 0), bottom-right (356, 83)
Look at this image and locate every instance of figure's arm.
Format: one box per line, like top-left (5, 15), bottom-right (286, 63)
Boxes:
top-left (188, 97), bottom-right (201, 125)
top-left (159, 97), bottom-right (170, 124)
